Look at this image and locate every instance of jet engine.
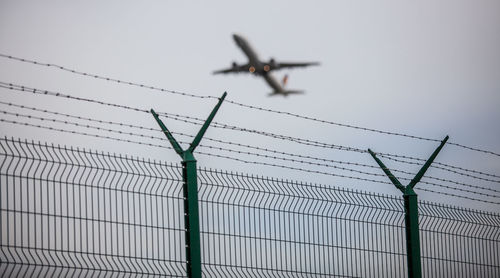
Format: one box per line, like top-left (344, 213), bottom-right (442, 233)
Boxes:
top-left (269, 58), bottom-right (277, 68)
top-left (262, 58), bottom-right (277, 72)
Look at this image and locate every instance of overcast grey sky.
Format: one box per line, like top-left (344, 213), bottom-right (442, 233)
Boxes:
top-left (1, 0), bottom-right (499, 212)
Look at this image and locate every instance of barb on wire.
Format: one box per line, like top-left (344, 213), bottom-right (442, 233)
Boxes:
top-left (0, 111), bottom-right (385, 180)
top-left (1, 81), bottom-right (499, 182)
top-left (2, 53), bottom-right (499, 158)
top-left (0, 116), bottom-right (388, 184)
top-left (163, 111), bottom-right (500, 181)
top-left (0, 81), bottom-right (149, 114)
top-left (0, 118), bottom-right (169, 150)
top-left (378, 153), bottom-right (500, 181)
top-left (0, 53), bottom-right (216, 100)
top-left (0, 81), bottom-right (364, 154)
top-left (2, 115), bottom-right (500, 204)
top-left (195, 151), bottom-right (500, 205)
top-left (3, 101), bottom-right (499, 196)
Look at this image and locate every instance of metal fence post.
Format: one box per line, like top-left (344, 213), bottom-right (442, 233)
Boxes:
top-left (150, 92), bottom-right (227, 278)
top-left (368, 135), bottom-right (449, 278)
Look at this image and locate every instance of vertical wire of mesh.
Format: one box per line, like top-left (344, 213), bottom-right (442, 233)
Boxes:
top-left (1, 137), bottom-right (499, 277)
top-left (0, 137), bottom-right (187, 277)
top-left (197, 168), bottom-right (408, 277)
top-left (419, 201), bottom-right (500, 277)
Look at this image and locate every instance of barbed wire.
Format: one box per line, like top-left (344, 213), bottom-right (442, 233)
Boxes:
top-left (224, 100), bottom-right (500, 158)
top-left (2, 110), bottom-right (499, 200)
top-left (200, 143), bottom-right (500, 199)
top-left (3, 116), bottom-right (497, 206)
top-left (0, 100), bottom-right (163, 134)
top-left (2, 53), bottom-right (499, 158)
top-left (411, 187), bottom-right (499, 205)
top-left (0, 118), bottom-right (168, 149)
top-left (1, 81), bottom-right (499, 181)
top-left (203, 135), bottom-right (500, 189)
top-left (0, 117), bottom-right (388, 182)
top-left (0, 82), bottom-right (149, 114)
top-left (378, 153), bottom-right (500, 181)
top-left (3, 100), bottom-right (499, 194)
top-left (3, 117), bottom-right (499, 205)
top-left (0, 53), bottom-right (216, 100)
top-left (0, 110), bottom-right (388, 180)
top-left (195, 151), bottom-right (500, 205)
top-left (163, 112), bottom-right (500, 181)
top-left (0, 110), bottom-right (165, 142)
top-left (0, 82), bottom-right (364, 153)
top-left (376, 150), bottom-right (500, 180)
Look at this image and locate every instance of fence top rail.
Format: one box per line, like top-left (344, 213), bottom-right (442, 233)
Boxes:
top-left (1, 136), bottom-right (499, 220)
top-left (419, 200), bottom-right (500, 227)
top-left (0, 136), bottom-right (181, 168)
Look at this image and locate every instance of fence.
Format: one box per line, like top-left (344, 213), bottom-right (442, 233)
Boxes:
top-left (1, 137), bottom-right (499, 277)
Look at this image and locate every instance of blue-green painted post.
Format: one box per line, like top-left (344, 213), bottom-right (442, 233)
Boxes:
top-left (151, 92), bottom-right (227, 278)
top-left (368, 135), bottom-right (449, 278)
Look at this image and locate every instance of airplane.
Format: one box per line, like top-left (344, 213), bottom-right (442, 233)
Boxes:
top-left (213, 34), bottom-right (319, 96)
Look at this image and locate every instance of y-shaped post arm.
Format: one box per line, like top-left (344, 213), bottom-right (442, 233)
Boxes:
top-left (150, 92), bottom-right (227, 278)
top-left (368, 135), bottom-right (449, 278)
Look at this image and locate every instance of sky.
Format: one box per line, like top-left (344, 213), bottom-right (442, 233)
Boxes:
top-left (0, 0), bottom-right (499, 212)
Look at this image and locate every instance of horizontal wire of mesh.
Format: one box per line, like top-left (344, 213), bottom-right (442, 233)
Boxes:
top-left (419, 201), bottom-right (500, 277)
top-left (198, 168), bottom-right (408, 277)
top-left (0, 137), bottom-right (187, 277)
top-left (1, 137), bottom-right (499, 277)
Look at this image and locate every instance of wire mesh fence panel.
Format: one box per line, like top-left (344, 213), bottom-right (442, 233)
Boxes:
top-left (419, 201), bottom-right (500, 277)
top-left (197, 170), bottom-right (500, 277)
top-left (1, 137), bottom-right (500, 277)
top-left (0, 138), bottom-right (187, 277)
top-left (198, 169), bottom-right (408, 277)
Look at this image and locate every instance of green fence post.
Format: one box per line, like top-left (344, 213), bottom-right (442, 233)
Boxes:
top-left (368, 135), bottom-right (449, 278)
top-left (150, 92), bottom-right (227, 278)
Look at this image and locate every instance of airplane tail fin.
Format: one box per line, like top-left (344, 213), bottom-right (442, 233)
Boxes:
top-left (282, 74), bottom-right (289, 87)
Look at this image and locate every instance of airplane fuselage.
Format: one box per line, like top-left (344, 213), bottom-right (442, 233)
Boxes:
top-left (214, 33), bottom-right (319, 96)
top-left (233, 34), bottom-right (272, 75)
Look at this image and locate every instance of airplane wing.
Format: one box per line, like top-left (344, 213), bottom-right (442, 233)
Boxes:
top-left (263, 73), bottom-right (304, 96)
top-left (213, 63), bottom-right (249, 74)
top-left (275, 61), bottom-right (320, 70)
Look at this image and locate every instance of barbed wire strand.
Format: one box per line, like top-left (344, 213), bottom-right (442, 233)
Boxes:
top-left (1, 81), bottom-right (499, 180)
top-left (0, 110), bottom-right (400, 180)
top-left (378, 153), bottom-right (500, 181)
top-left (2, 81), bottom-right (498, 182)
top-left (0, 53), bottom-right (215, 100)
top-left (2, 117), bottom-right (498, 206)
top-left (1, 53), bottom-right (499, 158)
top-left (0, 82), bottom-right (374, 153)
top-left (0, 117), bottom-right (388, 183)
top-left (2, 111), bottom-right (499, 200)
top-left (162, 112), bottom-right (500, 181)
top-left (197, 151), bottom-right (499, 205)
top-left (4, 100), bottom-right (499, 190)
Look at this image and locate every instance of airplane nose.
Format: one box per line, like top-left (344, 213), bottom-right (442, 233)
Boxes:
top-left (232, 34), bottom-right (240, 42)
